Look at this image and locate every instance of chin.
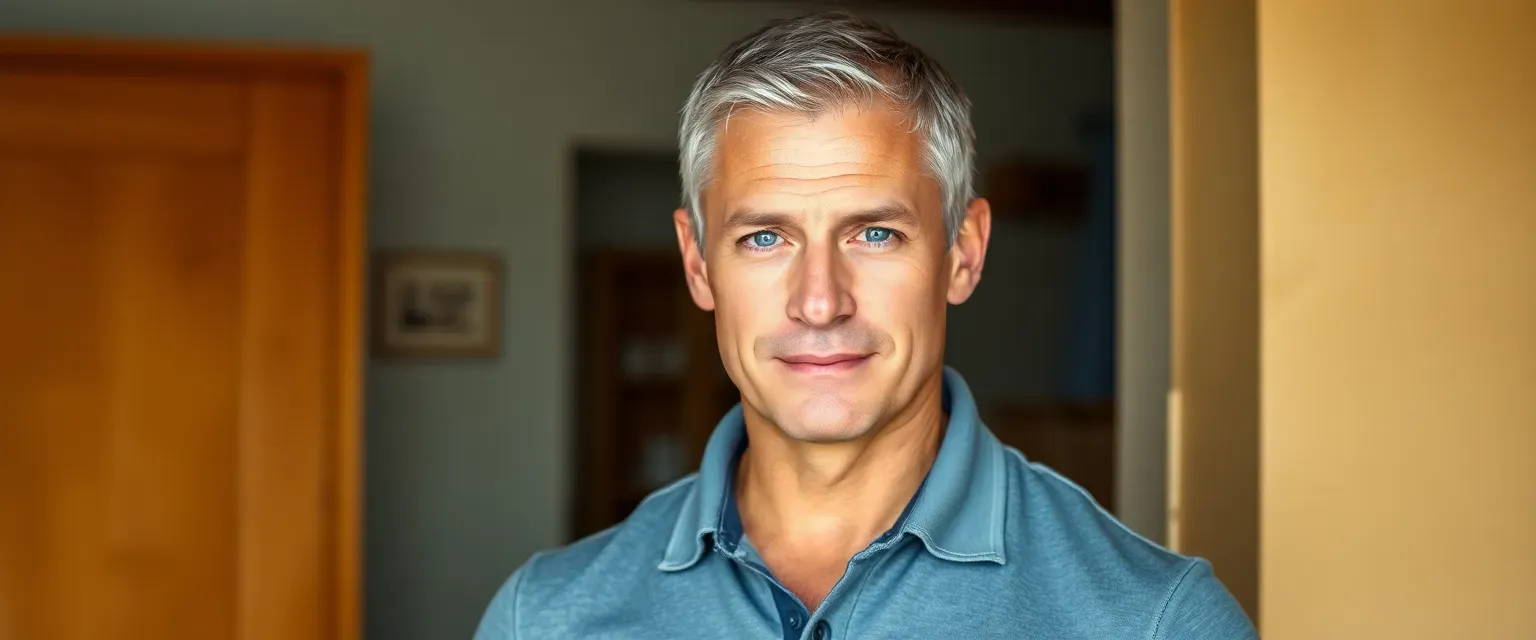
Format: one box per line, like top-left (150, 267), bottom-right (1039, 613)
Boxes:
top-left (775, 395), bottom-right (880, 443)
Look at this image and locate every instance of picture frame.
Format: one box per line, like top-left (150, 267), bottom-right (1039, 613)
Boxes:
top-left (370, 249), bottom-right (503, 359)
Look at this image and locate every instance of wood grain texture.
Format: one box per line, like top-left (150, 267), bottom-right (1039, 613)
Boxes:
top-left (0, 136), bottom-right (246, 640)
top-left (0, 71), bottom-right (247, 156)
top-left (236, 77), bottom-right (337, 640)
top-left (0, 34), bottom-right (367, 640)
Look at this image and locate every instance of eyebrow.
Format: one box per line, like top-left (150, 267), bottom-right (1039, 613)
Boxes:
top-left (722, 203), bottom-right (922, 231)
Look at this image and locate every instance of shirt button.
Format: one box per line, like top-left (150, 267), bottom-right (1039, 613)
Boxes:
top-left (812, 620), bottom-right (831, 640)
top-left (786, 611), bottom-right (802, 629)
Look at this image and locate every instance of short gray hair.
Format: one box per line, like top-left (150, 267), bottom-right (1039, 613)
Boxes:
top-left (678, 11), bottom-right (976, 248)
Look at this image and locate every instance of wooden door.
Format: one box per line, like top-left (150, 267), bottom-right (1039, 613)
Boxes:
top-left (0, 36), bottom-right (366, 640)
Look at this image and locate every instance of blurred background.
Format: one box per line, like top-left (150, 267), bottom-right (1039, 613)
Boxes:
top-left (2, 1), bottom-right (1532, 639)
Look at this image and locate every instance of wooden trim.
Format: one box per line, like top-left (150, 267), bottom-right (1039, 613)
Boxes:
top-left (333, 52), bottom-right (368, 640)
top-left (0, 34), bottom-right (369, 640)
top-left (0, 32), bottom-right (367, 77)
top-left (239, 78), bottom-right (329, 640)
top-left (1169, 0), bottom-right (1260, 621)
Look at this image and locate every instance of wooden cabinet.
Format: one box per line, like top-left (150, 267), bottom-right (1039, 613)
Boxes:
top-left (572, 251), bottom-right (737, 540)
top-left (0, 35), bottom-right (366, 640)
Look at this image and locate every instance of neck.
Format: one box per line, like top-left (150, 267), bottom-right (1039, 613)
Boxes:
top-left (734, 373), bottom-right (947, 558)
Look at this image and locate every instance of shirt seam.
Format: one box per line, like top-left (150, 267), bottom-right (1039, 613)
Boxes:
top-left (1149, 558), bottom-right (1201, 640)
top-left (511, 551), bottom-right (545, 639)
top-left (905, 525), bottom-right (1005, 562)
top-left (1008, 448), bottom-right (1182, 559)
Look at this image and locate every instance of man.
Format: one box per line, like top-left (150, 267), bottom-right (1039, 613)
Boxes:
top-left (476, 12), bottom-right (1255, 639)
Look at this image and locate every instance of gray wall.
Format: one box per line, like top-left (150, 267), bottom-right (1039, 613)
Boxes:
top-left (0, 0), bottom-right (1111, 636)
top-left (1115, 0), bottom-right (1172, 543)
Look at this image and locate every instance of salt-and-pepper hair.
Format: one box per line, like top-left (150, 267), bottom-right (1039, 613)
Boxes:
top-left (677, 11), bottom-right (977, 248)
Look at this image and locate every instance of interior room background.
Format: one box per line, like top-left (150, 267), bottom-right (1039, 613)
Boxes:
top-left (0, 1), bottom-right (1116, 637)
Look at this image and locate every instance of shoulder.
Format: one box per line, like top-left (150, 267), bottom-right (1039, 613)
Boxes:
top-left (527, 473), bottom-right (695, 585)
top-left (1000, 448), bottom-right (1256, 638)
top-left (1151, 556), bottom-right (1259, 639)
top-left (1002, 446), bottom-right (1185, 577)
top-left (472, 475), bottom-right (698, 639)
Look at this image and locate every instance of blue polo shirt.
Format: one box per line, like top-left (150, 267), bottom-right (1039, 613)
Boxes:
top-left (474, 368), bottom-right (1256, 639)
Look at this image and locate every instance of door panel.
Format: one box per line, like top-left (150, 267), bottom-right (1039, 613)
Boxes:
top-left (0, 39), bottom-right (364, 640)
top-left (0, 149), bottom-right (246, 640)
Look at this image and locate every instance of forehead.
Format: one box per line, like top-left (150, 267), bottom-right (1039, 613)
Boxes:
top-left (707, 104), bottom-right (938, 220)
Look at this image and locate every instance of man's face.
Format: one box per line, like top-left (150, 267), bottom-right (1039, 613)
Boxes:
top-left (674, 103), bottom-right (990, 442)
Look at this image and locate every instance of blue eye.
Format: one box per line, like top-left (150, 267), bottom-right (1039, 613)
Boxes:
top-left (861, 227), bottom-right (894, 243)
top-left (749, 231), bottom-right (780, 248)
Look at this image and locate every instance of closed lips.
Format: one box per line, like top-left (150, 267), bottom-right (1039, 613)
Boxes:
top-left (778, 353), bottom-right (867, 365)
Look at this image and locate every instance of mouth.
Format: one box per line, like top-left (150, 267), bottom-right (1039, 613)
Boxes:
top-left (775, 353), bottom-right (872, 374)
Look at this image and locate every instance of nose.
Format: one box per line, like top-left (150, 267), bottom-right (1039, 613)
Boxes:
top-left (786, 239), bottom-right (856, 328)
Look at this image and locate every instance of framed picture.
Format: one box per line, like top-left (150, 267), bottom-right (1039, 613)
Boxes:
top-left (371, 249), bottom-right (503, 359)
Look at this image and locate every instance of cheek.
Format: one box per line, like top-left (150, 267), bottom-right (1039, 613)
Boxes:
top-left (711, 270), bottom-right (784, 353)
top-left (853, 257), bottom-right (948, 341)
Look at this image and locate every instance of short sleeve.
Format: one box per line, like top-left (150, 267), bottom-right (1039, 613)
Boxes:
top-left (1152, 559), bottom-right (1259, 640)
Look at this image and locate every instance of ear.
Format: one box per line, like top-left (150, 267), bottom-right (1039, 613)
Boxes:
top-left (946, 197), bottom-right (992, 305)
top-left (674, 208), bottom-right (716, 311)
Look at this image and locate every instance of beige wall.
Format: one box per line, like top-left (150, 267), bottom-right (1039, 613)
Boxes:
top-left (1170, 0), bottom-right (1536, 635)
top-left (1259, 1), bottom-right (1536, 637)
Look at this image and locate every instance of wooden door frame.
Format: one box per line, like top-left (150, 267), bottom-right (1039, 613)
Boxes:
top-left (0, 33), bottom-right (369, 640)
top-left (1166, 0), bottom-right (1261, 622)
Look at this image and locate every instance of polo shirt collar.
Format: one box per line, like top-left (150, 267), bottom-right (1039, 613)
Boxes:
top-left (658, 366), bottom-right (1008, 571)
